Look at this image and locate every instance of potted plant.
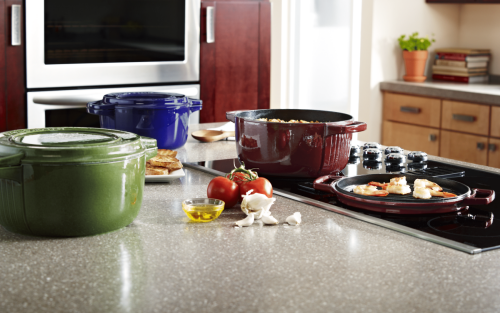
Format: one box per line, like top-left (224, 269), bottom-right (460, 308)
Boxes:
top-left (398, 32), bottom-right (435, 82)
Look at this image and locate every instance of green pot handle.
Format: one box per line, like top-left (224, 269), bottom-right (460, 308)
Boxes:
top-left (140, 136), bottom-right (158, 160)
top-left (0, 152), bottom-right (24, 167)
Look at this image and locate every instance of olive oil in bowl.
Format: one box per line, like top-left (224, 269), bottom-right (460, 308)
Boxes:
top-left (182, 199), bottom-right (225, 222)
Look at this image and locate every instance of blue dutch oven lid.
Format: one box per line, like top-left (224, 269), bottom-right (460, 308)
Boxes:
top-left (87, 92), bottom-right (202, 114)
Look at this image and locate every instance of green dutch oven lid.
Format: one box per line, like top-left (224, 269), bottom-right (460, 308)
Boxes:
top-left (0, 127), bottom-right (157, 165)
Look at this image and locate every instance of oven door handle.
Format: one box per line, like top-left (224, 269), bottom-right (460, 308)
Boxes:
top-left (33, 95), bottom-right (106, 106)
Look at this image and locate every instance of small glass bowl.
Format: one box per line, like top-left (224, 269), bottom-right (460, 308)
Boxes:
top-left (182, 198), bottom-right (225, 223)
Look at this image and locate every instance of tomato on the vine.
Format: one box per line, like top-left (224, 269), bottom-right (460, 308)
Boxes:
top-left (226, 162), bottom-right (273, 199)
top-left (207, 176), bottom-right (240, 208)
top-left (225, 172), bottom-right (251, 186)
top-left (240, 177), bottom-right (273, 198)
top-left (208, 162), bottom-right (274, 208)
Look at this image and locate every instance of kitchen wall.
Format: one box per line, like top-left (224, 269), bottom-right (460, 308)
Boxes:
top-left (458, 5), bottom-right (500, 75)
top-left (358, 0), bottom-right (461, 143)
top-left (271, 1), bottom-right (500, 143)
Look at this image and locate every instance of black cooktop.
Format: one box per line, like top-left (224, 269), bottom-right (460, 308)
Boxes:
top-left (186, 154), bottom-right (500, 254)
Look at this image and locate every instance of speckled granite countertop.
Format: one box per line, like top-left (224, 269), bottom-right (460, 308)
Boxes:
top-left (2, 123), bottom-right (500, 313)
top-left (380, 80), bottom-right (500, 106)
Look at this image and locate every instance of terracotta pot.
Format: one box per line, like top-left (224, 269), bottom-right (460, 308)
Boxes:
top-left (402, 50), bottom-right (428, 82)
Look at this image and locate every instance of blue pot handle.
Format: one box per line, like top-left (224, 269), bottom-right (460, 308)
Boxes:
top-left (188, 98), bottom-right (203, 113)
top-left (87, 100), bottom-right (116, 116)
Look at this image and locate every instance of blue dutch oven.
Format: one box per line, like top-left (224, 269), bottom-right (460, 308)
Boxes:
top-left (87, 92), bottom-right (202, 149)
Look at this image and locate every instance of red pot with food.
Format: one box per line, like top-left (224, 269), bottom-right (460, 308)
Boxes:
top-left (226, 109), bottom-right (367, 177)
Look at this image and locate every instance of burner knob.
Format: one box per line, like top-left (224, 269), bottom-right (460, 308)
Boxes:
top-left (384, 146), bottom-right (403, 155)
top-left (350, 145), bottom-right (360, 157)
top-left (408, 151), bottom-right (428, 162)
top-left (348, 155), bottom-right (360, 165)
top-left (385, 153), bottom-right (406, 167)
top-left (407, 162), bottom-right (428, 171)
top-left (363, 160), bottom-right (382, 170)
top-left (363, 142), bottom-right (381, 150)
top-left (363, 148), bottom-right (382, 161)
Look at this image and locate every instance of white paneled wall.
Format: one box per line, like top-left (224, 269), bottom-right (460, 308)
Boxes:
top-left (458, 5), bottom-right (500, 75)
top-left (357, 0), bottom-right (461, 143)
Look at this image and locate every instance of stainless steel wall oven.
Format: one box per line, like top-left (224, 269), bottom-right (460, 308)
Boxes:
top-left (25, 0), bottom-right (200, 128)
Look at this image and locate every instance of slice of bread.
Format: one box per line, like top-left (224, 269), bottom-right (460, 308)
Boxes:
top-left (146, 164), bottom-right (170, 175)
top-left (157, 149), bottom-right (177, 158)
top-left (148, 155), bottom-right (183, 171)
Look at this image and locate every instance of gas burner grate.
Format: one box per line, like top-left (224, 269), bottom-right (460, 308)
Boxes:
top-left (406, 166), bottom-right (465, 179)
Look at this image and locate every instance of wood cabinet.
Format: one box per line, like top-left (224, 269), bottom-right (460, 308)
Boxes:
top-left (440, 130), bottom-right (488, 166)
top-left (383, 93), bottom-right (441, 128)
top-left (488, 138), bottom-right (500, 168)
top-left (442, 100), bottom-right (490, 136)
top-left (0, 0), bottom-right (25, 131)
top-left (382, 121), bottom-right (440, 156)
top-left (491, 107), bottom-right (500, 138)
top-left (382, 91), bottom-right (500, 168)
top-left (200, 0), bottom-right (270, 123)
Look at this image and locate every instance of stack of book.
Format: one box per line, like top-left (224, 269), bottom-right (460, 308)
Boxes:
top-left (432, 48), bottom-right (490, 83)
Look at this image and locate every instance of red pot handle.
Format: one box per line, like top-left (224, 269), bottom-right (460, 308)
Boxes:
top-left (325, 121), bottom-right (367, 136)
top-left (313, 175), bottom-right (344, 193)
top-left (226, 110), bottom-right (246, 123)
top-left (460, 189), bottom-right (496, 206)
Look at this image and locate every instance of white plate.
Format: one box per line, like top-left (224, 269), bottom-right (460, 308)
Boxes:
top-left (145, 168), bottom-right (185, 182)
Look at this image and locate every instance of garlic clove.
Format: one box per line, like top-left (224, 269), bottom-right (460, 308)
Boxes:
top-left (241, 190), bottom-right (276, 219)
top-left (286, 212), bottom-right (301, 226)
top-left (261, 214), bottom-right (279, 225)
top-left (235, 213), bottom-right (255, 227)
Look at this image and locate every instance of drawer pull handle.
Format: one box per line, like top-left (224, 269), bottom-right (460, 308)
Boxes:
top-left (489, 144), bottom-right (497, 152)
top-left (429, 134), bottom-right (437, 142)
top-left (400, 106), bottom-right (421, 114)
top-left (453, 114), bottom-right (475, 122)
top-left (206, 7), bottom-right (215, 43)
top-left (11, 5), bottom-right (21, 46)
top-left (477, 142), bottom-right (485, 151)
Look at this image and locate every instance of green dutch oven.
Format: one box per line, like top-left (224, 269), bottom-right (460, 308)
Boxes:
top-left (0, 127), bottom-right (157, 237)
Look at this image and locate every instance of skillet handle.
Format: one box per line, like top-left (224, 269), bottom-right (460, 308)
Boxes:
top-left (325, 121), bottom-right (367, 136)
top-left (313, 175), bottom-right (344, 193)
top-left (460, 189), bottom-right (495, 206)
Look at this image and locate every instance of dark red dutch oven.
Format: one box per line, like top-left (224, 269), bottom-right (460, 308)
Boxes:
top-left (313, 173), bottom-right (496, 214)
top-left (226, 109), bottom-right (367, 178)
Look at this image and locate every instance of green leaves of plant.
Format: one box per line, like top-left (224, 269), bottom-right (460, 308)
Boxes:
top-left (398, 32), bottom-right (435, 52)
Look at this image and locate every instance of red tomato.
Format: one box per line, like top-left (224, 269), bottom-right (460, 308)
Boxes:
top-left (240, 177), bottom-right (273, 198)
top-left (225, 172), bottom-right (251, 186)
top-left (207, 176), bottom-right (240, 208)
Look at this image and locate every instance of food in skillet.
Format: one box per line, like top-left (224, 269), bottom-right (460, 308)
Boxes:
top-left (368, 177), bottom-right (457, 199)
top-left (353, 185), bottom-right (389, 197)
top-left (413, 187), bottom-right (432, 199)
top-left (146, 149), bottom-right (183, 175)
top-left (256, 118), bottom-right (320, 123)
top-left (386, 184), bottom-right (412, 195)
top-left (368, 177), bottom-right (411, 195)
top-left (414, 179), bottom-right (442, 191)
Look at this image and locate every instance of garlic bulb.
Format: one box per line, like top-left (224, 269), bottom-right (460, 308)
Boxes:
top-left (262, 214), bottom-right (279, 225)
top-left (286, 212), bottom-right (301, 226)
top-left (240, 190), bottom-right (276, 219)
top-left (235, 213), bottom-right (255, 227)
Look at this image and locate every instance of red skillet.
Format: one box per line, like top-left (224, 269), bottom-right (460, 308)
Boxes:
top-left (313, 174), bottom-right (495, 214)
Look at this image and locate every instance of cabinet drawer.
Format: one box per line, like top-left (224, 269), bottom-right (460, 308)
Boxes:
top-left (488, 138), bottom-right (500, 168)
top-left (491, 107), bottom-right (500, 138)
top-left (382, 121), bottom-right (440, 156)
top-left (440, 130), bottom-right (488, 166)
top-left (383, 92), bottom-right (441, 127)
top-left (442, 100), bottom-right (490, 136)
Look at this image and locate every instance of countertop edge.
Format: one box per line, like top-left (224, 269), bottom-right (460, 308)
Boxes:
top-left (380, 81), bottom-right (500, 106)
